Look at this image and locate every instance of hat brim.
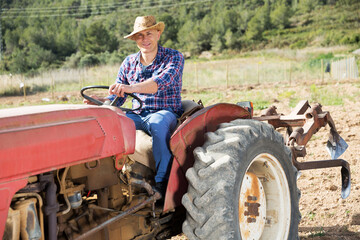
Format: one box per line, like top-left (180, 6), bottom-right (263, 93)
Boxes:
top-left (124, 22), bottom-right (165, 40)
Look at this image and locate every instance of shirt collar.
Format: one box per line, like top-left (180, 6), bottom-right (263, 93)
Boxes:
top-left (135, 44), bottom-right (164, 66)
top-left (154, 45), bottom-right (164, 64)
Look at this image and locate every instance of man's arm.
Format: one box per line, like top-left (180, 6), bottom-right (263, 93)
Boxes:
top-left (108, 79), bottom-right (158, 98)
top-left (108, 50), bottom-right (184, 98)
top-left (151, 52), bottom-right (184, 91)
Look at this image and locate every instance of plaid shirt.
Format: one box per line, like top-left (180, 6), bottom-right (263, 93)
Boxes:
top-left (108, 45), bottom-right (184, 116)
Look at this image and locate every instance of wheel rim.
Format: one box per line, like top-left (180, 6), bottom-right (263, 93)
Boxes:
top-left (238, 153), bottom-right (291, 240)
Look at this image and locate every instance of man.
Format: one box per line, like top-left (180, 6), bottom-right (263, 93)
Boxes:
top-left (85, 16), bottom-right (184, 198)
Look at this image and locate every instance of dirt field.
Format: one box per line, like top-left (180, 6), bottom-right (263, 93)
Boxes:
top-left (168, 100), bottom-right (360, 239)
top-left (1, 83), bottom-right (359, 240)
top-left (295, 101), bottom-right (360, 240)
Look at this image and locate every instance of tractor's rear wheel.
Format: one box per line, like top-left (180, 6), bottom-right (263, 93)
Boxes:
top-left (182, 119), bottom-right (301, 240)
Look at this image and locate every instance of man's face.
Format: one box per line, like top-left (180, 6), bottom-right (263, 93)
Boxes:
top-left (134, 29), bottom-right (161, 55)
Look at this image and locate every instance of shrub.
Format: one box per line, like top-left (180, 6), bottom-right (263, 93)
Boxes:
top-left (339, 33), bottom-right (360, 45)
top-left (64, 52), bottom-right (82, 69)
top-left (79, 54), bottom-right (100, 68)
top-left (290, 40), bottom-right (308, 49)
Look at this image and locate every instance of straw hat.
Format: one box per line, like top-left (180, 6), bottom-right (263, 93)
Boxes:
top-left (124, 16), bottom-right (165, 40)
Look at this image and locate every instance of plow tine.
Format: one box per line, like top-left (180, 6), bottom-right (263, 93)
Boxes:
top-left (341, 163), bottom-right (351, 199)
top-left (326, 132), bottom-right (349, 160)
top-left (293, 159), bottom-right (351, 199)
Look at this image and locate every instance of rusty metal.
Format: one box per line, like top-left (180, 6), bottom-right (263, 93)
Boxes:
top-left (292, 154), bottom-right (351, 199)
top-left (131, 179), bottom-right (156, 196)
top-left (85, 160), bottom-right (100, 170)
top-left (14, 198), bottom-right (42, 240)
top-left (13, 193), bottom-right (44, 240)
top-left (255, 101), bottom-right (351, 199)
top-left (4, 208), bottom-right (20, 240)
top-left (17, 182), bottom-right (42, 193)
top-left (254, 101), bottom-right (342, 149)
top-left (74, 180), bottom-right (161, 240)
top-left (244, 202), bottom-right (260, 217)
top-left (260, 105), bottom-right (278, 116)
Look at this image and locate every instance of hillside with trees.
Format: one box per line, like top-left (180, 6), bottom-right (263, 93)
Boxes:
top-left (0, 0), bottom-right (359, 75)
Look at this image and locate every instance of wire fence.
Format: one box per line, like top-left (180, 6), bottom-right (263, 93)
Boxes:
top-left (0, 56), bottom-right (358, 98)
top-left (182, 56), bottom-right (359, 89)
top-left (331, 56), bottom-right (359, 81)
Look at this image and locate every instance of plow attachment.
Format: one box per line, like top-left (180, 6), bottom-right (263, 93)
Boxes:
top-left (254, 100), bottom-right (351, 199)
top-left (326, 132), bottom-right (349, 160)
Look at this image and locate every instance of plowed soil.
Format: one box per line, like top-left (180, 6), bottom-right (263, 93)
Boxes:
top-left (295, 102), bottom-right (360, 240)
top-left (171, 96), bottom-right (360, 239)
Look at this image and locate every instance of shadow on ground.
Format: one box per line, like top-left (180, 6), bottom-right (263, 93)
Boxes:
top-left (299, 223), bottom-right (360, 240)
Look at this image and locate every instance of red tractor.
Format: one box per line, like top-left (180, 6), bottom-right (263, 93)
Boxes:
top-left (0, 86), bottom-right (350, 240)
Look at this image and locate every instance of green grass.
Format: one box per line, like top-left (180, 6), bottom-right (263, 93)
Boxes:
top-left (0, 46), bottom-right (358, 110)
top-left (308, 228), bottom-right (325, 238)
top-left (264, 3), bottom-right (360, 48)
top-left (308, 211), bottom-right (316, 221)
top-left (0, 78), bottom-right (356, 111)
top-left (309, 84), bottom-right (344, 106)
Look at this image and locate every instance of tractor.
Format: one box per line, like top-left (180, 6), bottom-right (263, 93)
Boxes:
top-left (0, 85), bottom-right (350, 240)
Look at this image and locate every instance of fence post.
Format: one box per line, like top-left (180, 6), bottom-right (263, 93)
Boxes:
top-left (289, 62), bottom-right (292, 86)
top-left (348, 57), bottom-right (351, 80)
top-left (321, 59), bottom-right (324, 84)
top-left (350, 57), bottom-right (353, 80)
top-left (338, 59), bottom-right (341, 82)
top-left (242, 70), bottom-right (245, 85)
top-left (79, 69), bottom-right (84, 90)
top-left (226, 64), bottom-right (229, 89)
top-left (22, 76), bottom-right (26, 101)
top-left (257, 62), bottom-right (260, 84)
top-left (51, 74), bottom-right (55, 100)
top-left (195, 62), bottom-right (199, 90)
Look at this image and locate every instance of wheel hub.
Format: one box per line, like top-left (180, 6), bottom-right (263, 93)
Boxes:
top-left (239, 172), bottom-right (266, 240)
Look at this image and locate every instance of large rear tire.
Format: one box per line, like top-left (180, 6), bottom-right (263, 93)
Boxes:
top-left (182, 119), bottom-right (301, 240)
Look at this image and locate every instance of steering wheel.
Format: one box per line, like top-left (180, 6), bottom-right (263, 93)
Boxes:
top-left (81, 85), bottom-right (143, 112)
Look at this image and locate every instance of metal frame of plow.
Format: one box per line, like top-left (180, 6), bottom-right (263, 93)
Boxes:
top-left (254, 100), bottom-right (351, 199)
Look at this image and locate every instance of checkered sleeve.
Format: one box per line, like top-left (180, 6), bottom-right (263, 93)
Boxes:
top-left (152, 51), bottom-right (184, 91)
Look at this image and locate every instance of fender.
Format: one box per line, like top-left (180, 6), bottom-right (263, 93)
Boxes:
top-left (164, 103), bottom-right (251, 211)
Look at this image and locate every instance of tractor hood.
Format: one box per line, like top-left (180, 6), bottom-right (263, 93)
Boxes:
top-left (0, 104), bottom-right (135, 183)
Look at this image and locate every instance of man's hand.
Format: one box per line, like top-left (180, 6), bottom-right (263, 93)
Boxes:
top-left (83, 95), bottom-right (106, 105)
top-left (109, 83), bottom-right (133, 97)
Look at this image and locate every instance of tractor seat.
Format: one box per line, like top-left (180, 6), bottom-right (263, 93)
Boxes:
top-left (127, 100), bottom-right (203, 171)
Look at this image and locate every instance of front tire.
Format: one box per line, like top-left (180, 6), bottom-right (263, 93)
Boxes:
top-left (182, 119), bottom-right (301, 240)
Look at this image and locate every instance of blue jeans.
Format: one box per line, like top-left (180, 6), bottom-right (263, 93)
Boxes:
top-left (126, 109), bottom-right (178, 183)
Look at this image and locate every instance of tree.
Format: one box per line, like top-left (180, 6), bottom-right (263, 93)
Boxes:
top-left (271, 0), bottom-right (291, 29)
top-left (158, 13), bottom-right (179, 46)
top-left (26, 43), bottom-right (55, 69)
top-left (246, 13), bottom-right (263, 40)
top-left (4, 29), bottom-right (20, 54)
top-left (8, 48), bottom-right (28, 73)
top-left (79, 21), bottom-right (118, 54)
top-left (55, 19), bottom-right (78, 58)
top-left (225, 29), bottom-right (236, 49)
top-left (211, 34), bottom-right (224, 52)
top-left (298, 0), bottom-right (320, 14)
top-left (259, 0), bottom-right (271, 31)
top-left (177, 20), bottom-right (203, 55)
